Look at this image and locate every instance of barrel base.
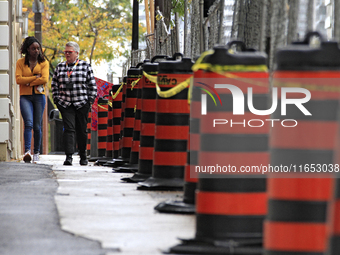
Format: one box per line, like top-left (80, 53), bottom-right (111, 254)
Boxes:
top-left (108, 158), bottom-right (130, 169)
top-left (167, 238), bottom-right (262, 255)
top-left (121, 172), bottom-right (151, 183)
top-left (102, 160), bottom-right (116, 167)
top-left (114, 163), bottom-right (139, 173)
top-left (94, 158), bottom-right (112, 166)
top-left (88, 156), bottom-right (109, 162)
top-left (154, 200), bottom-right (195, 214)
top-left (137, 177), bottom-right (184, 191)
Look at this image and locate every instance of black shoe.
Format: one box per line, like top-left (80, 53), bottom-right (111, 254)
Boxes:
top-left (79, 159), bottom-right (88, 165)
top-left (63, 155), bottom-right (73, 165)
top-left (79, 151), bottom-right (88, 165)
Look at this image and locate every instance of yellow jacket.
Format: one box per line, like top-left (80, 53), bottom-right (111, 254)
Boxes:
top-left (16, 57), bottom-right (49, 95)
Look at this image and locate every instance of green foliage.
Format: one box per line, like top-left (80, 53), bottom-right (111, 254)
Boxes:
top-left (172, 0), bottom-right (187, 17)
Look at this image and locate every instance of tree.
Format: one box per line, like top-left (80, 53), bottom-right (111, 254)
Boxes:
top-left (287, 0), bottom-right (299, 44)
top-left (232, 0), bottom-right (265, 50)
top-left (22, 0), bottom-right (138, 74)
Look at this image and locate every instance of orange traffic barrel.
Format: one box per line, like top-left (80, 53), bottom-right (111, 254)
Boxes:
top-left (154, 83), bottom-right (201, 213)
top-left (111, 84), bottom-right (123, 160)
top-left (111, 75), bottom-right (135, 169)
top-left (270, 32), bottom-right (340, 167)
top-left (169, 42), bottom-right (269, 254)
top-left (264, 32), bottom-right (339, 255)
top-left (97, 97), bottom-right (108, 158)
top-left (122, 56), bottom-right (168, 183)
top-left (117, 62), bottom-right (147, 172)
top-left (108, 77), bottom-right (129, 168)
top-left (128, 78), bottom-right (142, 170)
top-left (120, 66), bottom-right (142, 162)
top-left (106, 91), bottom-right (113, 159)
top-left (104, 85), bottom-right (123, 168)
top-left (197, 42), bottom-right (269, 174)
top-left (154, 134), bottom-right (197, 213)
top-left (86, 108), bottom-right (92, 156)
top-left (115, 76), bottom-right (142, 172)
top-left (138, 54), bottom-right (193, 191)
top-left (119, 77), bottom-right (127, 155)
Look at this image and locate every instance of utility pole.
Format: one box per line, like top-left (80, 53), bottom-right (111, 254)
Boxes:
top-left (131, 0), bottom-right (139, 66)
top-left (132, 0), bottom-right (139, 51)
top-left (32, 0), bottom-right (43, 43)
top-left (33, 0), bottom-right (48, 155)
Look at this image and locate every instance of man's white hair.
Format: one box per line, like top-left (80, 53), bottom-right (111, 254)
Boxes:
top-left (66, 41), bottom-right (80, 53)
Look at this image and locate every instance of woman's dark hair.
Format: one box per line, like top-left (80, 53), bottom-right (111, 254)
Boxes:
top-left (20, 36), bottom-right (46, 66)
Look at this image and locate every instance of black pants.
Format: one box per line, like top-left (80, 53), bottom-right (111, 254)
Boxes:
top-left (57, 103), bottom-right (90, 155)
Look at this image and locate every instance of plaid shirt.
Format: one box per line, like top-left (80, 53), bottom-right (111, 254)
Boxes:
top-left (51, 59), bottom-right (97, 109)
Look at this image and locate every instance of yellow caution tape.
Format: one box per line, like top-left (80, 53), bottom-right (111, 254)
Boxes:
top-left (156, 78), bottom-right (191, 98)
top-left (191, 49), bottom-right (269, 88)
top-left (98, 104), bottom-right (108, 110)
top-left (192, 49), bottom-right (268, 73)
top-left (143, 70), bottom-right (191, 98)
top-left (156, 14), bottom-right (162, 21)
top-left (188, 77), bottom-right (194, 105)
top-left (112, 83), bottom-right (124, 99)
top-left (191, 50), bottom-right (214, 72)
top-left (191, 50), bottom-right (340, 96)
top-left (143, 71), bottom-right (158, 83)
top-left (193, 63), bottom-right (268, 73)
top-left (131, 78), bottom-right (141, 90)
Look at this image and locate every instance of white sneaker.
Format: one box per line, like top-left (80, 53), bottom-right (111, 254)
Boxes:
top-left (33, 153), bottom-right (40, 163)
top-left (23, 151), bottom-right (32, 163)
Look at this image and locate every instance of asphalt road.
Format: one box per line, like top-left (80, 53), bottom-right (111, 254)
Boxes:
top-left (0, 162), bottom-right (109, 255)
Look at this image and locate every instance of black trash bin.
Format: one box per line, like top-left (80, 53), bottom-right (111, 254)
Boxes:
top-left (49, 109), bottom-right (65, 153)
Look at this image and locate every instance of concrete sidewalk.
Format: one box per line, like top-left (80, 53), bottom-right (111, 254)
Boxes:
top-left (39, 154), bottom-right (195, 255)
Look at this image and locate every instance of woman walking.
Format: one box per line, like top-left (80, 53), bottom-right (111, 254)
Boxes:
top-left (16, 36), bottom-right (49, 163)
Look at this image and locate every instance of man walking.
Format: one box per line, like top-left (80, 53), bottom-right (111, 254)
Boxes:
top-left (51, 41), bottom-right (97, 165)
